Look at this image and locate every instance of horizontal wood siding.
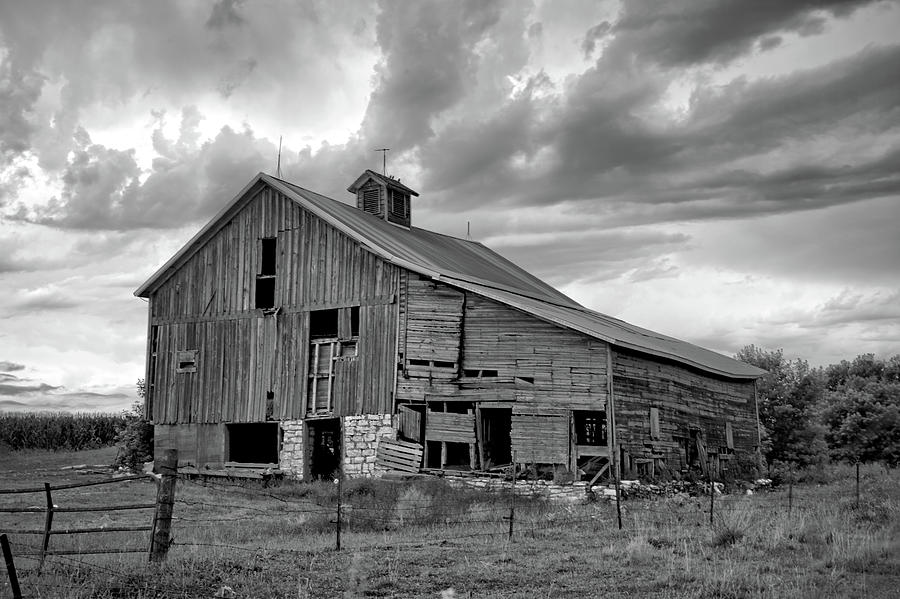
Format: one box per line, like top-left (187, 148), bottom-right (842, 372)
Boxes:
top-left (459, 294), bottom-right (608, 410)
top-left (425, 411), bottom-right (476, 443)
top-left (612, 349), bottom-right (757, 472)
top-left (510, 410), bottom-right (569, 464)
top-left (148, 185), bottom-right (400, 425)
top-left (404, 277), bottom-right (463, 377)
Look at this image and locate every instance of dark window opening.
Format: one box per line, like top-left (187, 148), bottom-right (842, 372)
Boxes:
top-left (350, 306), bottom-right (360, 337)
top-left (425, 441), bottom-right (470, 469)
top-left (265, 391), bottom-right (275, 421)
top-left (433, 360), bottom-right (455, 369)
top-left (464, 368), bottom-right (499, 377)
top-left (175, 350), bottom-right (198, 374)
top-left (574, 411), bottom-right (607, 446)
top-left (308, 418), bottom-right (341, 480)
top-left (515, 376), bottom-right (534, 385)
top-left (409, 359), bottom-right (430, 367)
top-left (147, 326), bottom-right (159, 411)
top-left (260, 238), bottom-right (276, 276)
top-left (255, 277), bottom-right (275, 309)
top-left (480, 408), bottom-right (511, 469)
top-left (310, 309), bottom-right (339, 339)
top-left (226, 423), bottom-right (279, 464)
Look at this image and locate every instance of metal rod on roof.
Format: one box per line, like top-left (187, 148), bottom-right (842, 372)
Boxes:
top-left (374, 148), bottom-right (390, 175)
top-left (276, 136), bottom-right (283, 178)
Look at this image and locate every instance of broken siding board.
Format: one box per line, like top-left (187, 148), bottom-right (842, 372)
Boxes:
top-left (333, 358), bottom-right (360, 417)
top-left (398, 405), bottom-right (422, 442)
top-left (405, 278), bottom-right (463, 367)
top-left (376, 438), bottom-right (423, 473)
top-left (425, 411), bottom-right (476, 444)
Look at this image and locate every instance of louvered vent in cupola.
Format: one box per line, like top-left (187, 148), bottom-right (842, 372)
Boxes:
top-left (347, 169), bottom-right (419, 228)
top-left (361, 184), bottom-right (382, 217)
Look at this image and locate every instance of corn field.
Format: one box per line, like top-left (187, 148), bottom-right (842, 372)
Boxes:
top-left (0, 412), bottom-right (124, 451)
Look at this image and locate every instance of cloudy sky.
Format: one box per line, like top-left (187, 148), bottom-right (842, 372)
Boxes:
top-left (1, 0), bottom-right (899, 412)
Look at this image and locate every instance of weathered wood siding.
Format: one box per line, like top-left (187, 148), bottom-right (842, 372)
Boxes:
top-left (404, 276), bottom-right (463, 379)
top-left (151, 187), bottom-right (398, 319)
top-left (612, 349), bottom-right (757, 472)
top-left (396, 288), bottom-right (610, 411)
top-left (510, 406), bottom-right (568, 464)
top-left (154, 424), bottom-right (225, 468)
top-left (460, 294), bottom-right (609, 409)
top-left (148, 186), bottom-right (399, 425)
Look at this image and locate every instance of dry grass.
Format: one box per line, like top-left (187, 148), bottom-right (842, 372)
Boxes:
top-left (1, 455), bottom-right (898, 598)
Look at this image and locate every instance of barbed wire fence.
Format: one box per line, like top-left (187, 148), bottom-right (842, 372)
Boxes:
top-left (1, 453), bottom-right (890, 598)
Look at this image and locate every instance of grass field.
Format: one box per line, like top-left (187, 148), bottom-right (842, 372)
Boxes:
top-left (1, 450), bottom-right (898, 598)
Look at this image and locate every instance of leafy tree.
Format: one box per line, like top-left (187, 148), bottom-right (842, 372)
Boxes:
top-left (820, 355), bottom-right (900, 467)
top-left (735, 345), bottom-right (827, 467)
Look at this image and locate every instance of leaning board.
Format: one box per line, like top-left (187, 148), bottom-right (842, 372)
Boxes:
top-left (375, 438), bottom-right (424, 473)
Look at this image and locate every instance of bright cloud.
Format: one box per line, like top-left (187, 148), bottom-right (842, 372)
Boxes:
top-left (1, 0), bottom-right (898, 411)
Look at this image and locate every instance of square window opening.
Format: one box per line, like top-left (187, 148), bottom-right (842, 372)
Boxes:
top-left (226, 423), bottom-right (279, 464)
top-left (574, 410), bottom-right (607, 446)
top-left (175, 350), bottom-right (198, 374)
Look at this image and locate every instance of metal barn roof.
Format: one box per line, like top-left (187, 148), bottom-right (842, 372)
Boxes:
top-left (136, 173), bottom-right (765, 380)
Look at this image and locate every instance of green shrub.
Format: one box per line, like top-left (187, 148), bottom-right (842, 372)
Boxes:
top-left (113, 384), bottom-right (154, 471)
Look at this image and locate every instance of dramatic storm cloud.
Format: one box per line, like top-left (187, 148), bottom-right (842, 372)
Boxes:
top-left (1, 0), bottom-right (898, 410)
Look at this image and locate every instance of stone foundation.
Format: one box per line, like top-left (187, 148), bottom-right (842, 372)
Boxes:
top-left (343, 414), bottom-right (395, 478)
top-left (280, 420), bottom-right (305, 479)
top-left (442, 475), bottom-right (593, 503)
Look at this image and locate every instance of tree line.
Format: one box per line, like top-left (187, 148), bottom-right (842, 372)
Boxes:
top-left (736, 347), bottom-right (900, 468)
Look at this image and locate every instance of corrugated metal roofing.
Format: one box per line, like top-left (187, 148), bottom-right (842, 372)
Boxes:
top-left (136, 173), bottom-right (765, 379)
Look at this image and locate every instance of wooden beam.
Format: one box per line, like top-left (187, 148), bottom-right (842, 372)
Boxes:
top-left (475, 406), bottom-right (486, 470)
top-left (606, 347), bottom-right (618, 483)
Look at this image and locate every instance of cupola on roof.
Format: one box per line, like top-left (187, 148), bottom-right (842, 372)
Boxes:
top-left (347, 169), bottom-right (419, 228)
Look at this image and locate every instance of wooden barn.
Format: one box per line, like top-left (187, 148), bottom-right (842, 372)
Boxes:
top-left (135, 170), bottom-right (765, 481)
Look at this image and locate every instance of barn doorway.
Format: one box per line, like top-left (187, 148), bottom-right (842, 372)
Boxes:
top-left (307, 418), bottom-right (342, 479)
top-left (480, 408), bottom-right (511, 469)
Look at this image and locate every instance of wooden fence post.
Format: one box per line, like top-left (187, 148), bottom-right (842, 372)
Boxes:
top-left (335, 466), bottom-right (343, 552)
top-left (508, 460), bottom-right (516, 542)
top-left (150, 449), bottom-right (178, 563)
top-left (1, 533), bottom-right (22, 599)
top-left (788, 465), bottom-right (793, 518)
top-left (614, 446), bottom-right (623, 531)
top-left (39, 482), bottom-right (54, 571)
top-left (708, 457), bottom-right (715, 526)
